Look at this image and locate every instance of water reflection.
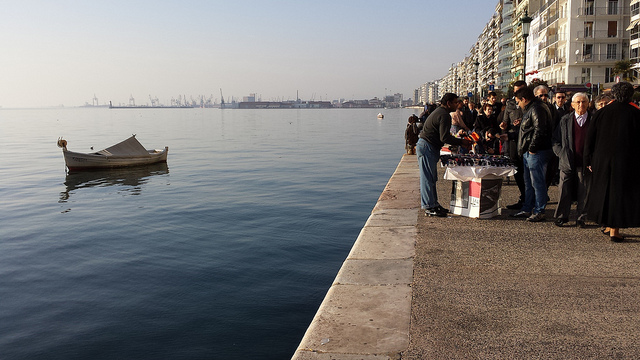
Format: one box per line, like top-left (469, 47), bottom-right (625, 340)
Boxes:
top-left (59, 163), bottom-right (169, 202)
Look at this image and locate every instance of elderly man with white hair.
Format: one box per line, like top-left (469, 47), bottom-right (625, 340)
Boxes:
top-left (552, 92), bottom-right (592, 227)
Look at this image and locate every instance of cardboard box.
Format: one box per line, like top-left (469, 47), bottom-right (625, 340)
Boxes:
top-left (449, 178), bottom-right (503, 218)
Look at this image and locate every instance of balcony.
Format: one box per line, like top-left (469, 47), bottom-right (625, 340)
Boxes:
top-left (575, 53), bottom-right (623, 62)
top-left (537, 57), bottom-right (565, 69)
top-left (539, 34), bottom-right (559, 49)
top-left (576, 30), bottom-right (626, 39)
top-left (577, 6), bottom-right (629, 16)
top-left (541, 14), bottom-right (560, 29)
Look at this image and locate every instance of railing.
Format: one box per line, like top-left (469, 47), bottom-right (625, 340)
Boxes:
top-left (575, 53), bottom-right (623, 62)
top-left (576, 30), bottom-right (625, 39)
top-left (537, 57), bottom-right (565, 69)
top-left (538, 60), bottom-right (553, 68)
top-left (540, 34), bottom-right (559, 49)
top-left (543, 14), bottom-right (559, 28)
top-left (577, 6), bottom-right (629, 16)
top-left (539, 0), bottom-right (558, 14)
top-left (498, 47), bottom-right (512, 59)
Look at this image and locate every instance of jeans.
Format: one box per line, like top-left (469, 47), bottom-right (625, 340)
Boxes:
top-left (416, 138), bottom-right (441, 209)
top-left (522, 149), bottom-right (551, 214)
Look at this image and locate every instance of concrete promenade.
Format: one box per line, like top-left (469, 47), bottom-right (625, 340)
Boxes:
top-left (293, 154), bottom-right (640, 359)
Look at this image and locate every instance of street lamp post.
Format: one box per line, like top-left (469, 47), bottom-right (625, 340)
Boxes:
top-left (520, 10), bottom-right (533, 81)
top-left (474, 60), bottom-right (480, 104)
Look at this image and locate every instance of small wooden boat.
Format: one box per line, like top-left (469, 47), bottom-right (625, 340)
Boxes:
top-left (57, 135), bottom-right (168, 171)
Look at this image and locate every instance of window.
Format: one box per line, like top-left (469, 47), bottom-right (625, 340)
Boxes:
top-left (584, 0), bottom-right (594, 15)
top-left (608, 0), bottom-right (618, 15)
top-left (633, 2), bottom-right (640, 16)
top-left (581, 68), bottom-right (592, 83)
top-left (584, 44), bottom-right (593, 60)
top-left (608, 21), bottom-right (617, 37)
top-left (607, 44), bottom-right (617, 59)
top-left (584, 21), bottom-right (593, 38)
top-left (605, 68), bottom-right (615, 83)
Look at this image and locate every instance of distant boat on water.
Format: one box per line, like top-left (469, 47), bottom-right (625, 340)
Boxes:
top-left (377, 113), bottom-right (384, 119)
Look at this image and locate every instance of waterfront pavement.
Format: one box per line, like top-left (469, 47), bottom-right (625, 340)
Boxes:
top-left (292, 154), bottom-right (640, 359)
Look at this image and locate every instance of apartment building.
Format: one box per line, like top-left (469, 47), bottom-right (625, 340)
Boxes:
top-left (425, 0), bottom-right (633, 101)
top-left (628, 0), bottom-right (640, 71)
top-left (532, 0), bottom-right (630, 88)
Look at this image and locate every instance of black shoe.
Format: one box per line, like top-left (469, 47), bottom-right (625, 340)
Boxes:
top-left (510, 211), bottom-right (531, 218)
top-left (611, 235), bottom-right (625, 243)
top-left (506, 202), bottom-right (523, 210)
top-left (435, 205), bottom-right (449, 214)
top-left (576, 219), bottom-right (586, 228)
top-left (554, 218), bottom-right (569, 227)
top-left (425, 207), bottom-right (447, 217)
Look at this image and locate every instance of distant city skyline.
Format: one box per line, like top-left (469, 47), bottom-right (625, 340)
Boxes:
top-left (0, 0), bottom-right (498, 108)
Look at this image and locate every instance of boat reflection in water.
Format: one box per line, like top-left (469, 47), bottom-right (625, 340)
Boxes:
top-left (59, 162), bottom-right (169, 202)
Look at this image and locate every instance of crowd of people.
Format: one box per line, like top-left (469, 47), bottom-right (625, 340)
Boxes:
top-left (405, 81), bottom-right (640, 242)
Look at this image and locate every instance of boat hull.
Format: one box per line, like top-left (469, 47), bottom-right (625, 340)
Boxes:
top-left (63, 147), bottom-right (168, 171)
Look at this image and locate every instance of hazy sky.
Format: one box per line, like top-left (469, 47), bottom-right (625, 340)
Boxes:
top-left (0, 0), bottom-right (498, 108)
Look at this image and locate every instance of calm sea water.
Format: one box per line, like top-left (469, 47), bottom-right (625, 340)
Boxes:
top-left (0, 107), bottom-right (414, 359)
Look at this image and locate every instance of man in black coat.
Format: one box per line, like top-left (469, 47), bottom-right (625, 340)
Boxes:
top-left (512, 86), bottom-right (553, 222)
top-left (584, 82), bottom-right (640, 241)
top-left (552, 92), bottom-right (591, 227)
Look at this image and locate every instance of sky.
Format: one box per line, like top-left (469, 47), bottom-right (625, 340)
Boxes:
top-left (0, 0), bottom-right (499, 108)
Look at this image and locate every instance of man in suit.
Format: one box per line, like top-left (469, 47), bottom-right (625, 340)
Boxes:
top-left (552, 92), bottom-right (591, 227)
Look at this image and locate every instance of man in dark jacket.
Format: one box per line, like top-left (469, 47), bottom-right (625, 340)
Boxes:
top-left (534, 85), bottom-right (561, 187)
top-left (552, 92), bottom-right (591, 227)
top-left (554, 90), bottom-right (571, 120)
top-left (417, 93), bottom-right (472, 217)
top-left (512, 86), bottom-right (553, 222)
top-left (584, 82), bottom-right (640, 242)
top-left (500, 80), bottom-right (527, 209)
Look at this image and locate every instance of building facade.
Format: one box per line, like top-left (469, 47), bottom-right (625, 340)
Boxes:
top-left (423, 0), bottom-right (633, 100)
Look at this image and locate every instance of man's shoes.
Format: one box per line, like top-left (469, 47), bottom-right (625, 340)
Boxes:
top-left (527, 213), bottom-right (546, 222)
top-left (554, 218), bottom-right (569, 227)
top-left (425, 207), bottom-right (447, 217)
top-left (506, 202), bottom-right (523, 210)
top-left (435, 205), bottom-right (449, 214)
top-left (510, 211), bottom-right (531, 218)
top-left (576, 218), bottom-right (586, 228)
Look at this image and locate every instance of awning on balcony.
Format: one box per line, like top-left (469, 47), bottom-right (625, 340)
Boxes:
top-left (627, 19), bottom-right (639, 31)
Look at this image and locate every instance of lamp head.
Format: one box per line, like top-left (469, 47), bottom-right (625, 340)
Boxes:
top-left (520, 10), bottom-right (533, 37)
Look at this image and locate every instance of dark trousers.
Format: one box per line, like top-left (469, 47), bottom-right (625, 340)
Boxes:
top-left (546, 154), bottom-right (560, 187)
top-left (507, 139), bottom-right (525, 203)
top-left (554, 166), bottom-right (589, 220)
top-left (513, 157), bottom-right (525, 203)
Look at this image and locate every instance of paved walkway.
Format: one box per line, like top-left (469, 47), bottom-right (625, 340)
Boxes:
top-left (294, 154), bottom-right (640, 359)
